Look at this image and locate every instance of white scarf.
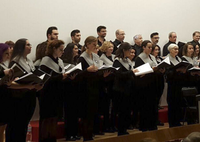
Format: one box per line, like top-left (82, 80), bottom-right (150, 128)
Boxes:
top-left (40, 56), bottom-right (64, 73)
top-left (80, 52), bottom-right (102, 68)
top-left (100, 53), bottom-right (115, 66)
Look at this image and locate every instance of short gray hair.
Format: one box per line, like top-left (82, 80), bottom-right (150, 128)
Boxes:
top-left (133, 34), bottom-right (141, 40)
top-left (168, 43), bottom-right (178, 51)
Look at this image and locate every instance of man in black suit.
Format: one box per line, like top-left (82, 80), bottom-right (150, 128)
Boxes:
top-left (112, 29), bottom-right (125, 54)
top-left (162, 32), bottom-right (177, 56)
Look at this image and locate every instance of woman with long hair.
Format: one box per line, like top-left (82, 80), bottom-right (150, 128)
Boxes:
top-left (113, 42), bottom-right (138, 135)
top-left (61, 43), bottom-right (81, 141)
top-left (6, 39), bottom-right (42, 142)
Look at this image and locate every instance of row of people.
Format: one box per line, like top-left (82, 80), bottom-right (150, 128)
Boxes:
top-left (0, 28), bottom-right (200, 142)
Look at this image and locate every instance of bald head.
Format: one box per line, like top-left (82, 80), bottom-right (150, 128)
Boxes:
top-left (116, 29), bottom-right (125, 42)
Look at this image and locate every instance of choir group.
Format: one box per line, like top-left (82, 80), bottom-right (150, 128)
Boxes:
top-left (0, 26), bottom-right (200, 142)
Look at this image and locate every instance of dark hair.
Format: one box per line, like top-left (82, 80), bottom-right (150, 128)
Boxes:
top-left (71, 29), bottom-right (80, 37)
top-left (0, 43), bottom-right (9, 63)
top-left (46, 40), bottom-right (64, 56)
top-left (151, 44), bottom-right (160, 54)
top-left (130, 47), bottom-right (136, 61)
top-left (193, 31), bottom-right (200, 37)
top-left (182, 43), bottom-right (194, 57)
top-left (115, 42), bottom-right (131, 59)
top-left (150, 32), bottom-right (159, 38)
top-left (61, 43), bottom-right (77, 64)
top-left (10, 38), bottom-right (27, 62)
top-left (142, 40), bottom-right (152, 48)
top-left (46, 26), bottom-right (58, 38)
top-left (97, 26), bottom-right (106, 33)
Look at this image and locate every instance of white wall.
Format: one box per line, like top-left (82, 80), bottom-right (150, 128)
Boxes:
top-left (1, 0), bottom-right (200, 60)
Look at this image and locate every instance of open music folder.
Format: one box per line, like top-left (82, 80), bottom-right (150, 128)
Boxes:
top-left (134, 63), bottom-right (154, 76)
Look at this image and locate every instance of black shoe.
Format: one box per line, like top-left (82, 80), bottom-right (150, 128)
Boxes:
top-left (118, 131), bottom-right (129, 136)
top-left (157, 121), bottom-right (164, 126)
top-left (75, 135), bottom-right (81, 140)
top-left (104, 127), bottom-right (115, 133)
top-left (158, 106), bottom-right (164, 110)
top-left (66, 136), bottom-right (76, 141)
top-left (128, 125), bottom-right (134, 130)
top-left (94, 131), bottom-right (105, 135)
top-left (83, 138), bottom-right (93, 141)
top-left (112, 127), bottom-right (118, 132)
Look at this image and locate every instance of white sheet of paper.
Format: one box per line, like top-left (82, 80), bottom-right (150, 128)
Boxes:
top-left (134, 63), bottom-right (153, 76)
top-left (65, 63), bottom-right (82, 74)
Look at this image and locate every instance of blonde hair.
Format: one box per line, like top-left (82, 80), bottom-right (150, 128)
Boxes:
top-left (99, 41), bottom-right (113, 53)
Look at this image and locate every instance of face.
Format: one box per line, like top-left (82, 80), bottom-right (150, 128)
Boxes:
top-left (170, 46), bottom-right (179, 57)
top-left (24, 40), bottom-right (32, 56)
top-left (195, 45), bottom-right (200, 55)
top-left (151, 35), bottom-right (159, 45)
top-left (106, 43), bottom-right (114, 54)
top-left (123, 49), bottom-right (131, 58)
top-left (117, 30), bottom-right (125, 42)
top-left (73, 45), bottom-right (79, 57)
top-left (2, 48), bottom-right (10, 62)
top-left (152, 46), bottom-right (160, 57)
top-left (193, 33), bottom-right (200, 42)
top-left (54, 44), bottom-right (64, 58)
top-left (72, 33), bottom-right (81, 43)
top-left (49, 29), bottom-right (59, 40)
top-left (143, 43), bottom-right (152, 55)
top-left (186, 45), bottom-right (194, 57)
top-left (128, 49), bottom-right (135, 61)
top-left (87, 41), bottom-right (97, 52)
top-left (98, 28), bottom-right (107, 38)
top-left (169, 33), bottom-right (177, 43)
top-left (135, 35), bottom-right (143, 46)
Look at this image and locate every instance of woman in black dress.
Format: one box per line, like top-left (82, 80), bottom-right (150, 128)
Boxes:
top-left (78, 36), bottom-right (110, 141)
top-left (113, 42), bottom-right (138, 135)
top-left (39, 40), bottom-right (67, 142)
top-left (6, 39), bottom-right (42, 142)
top-left (61, 43), bottom-right (81, 141)
top-left (135, 40), bottom-right (158, 131)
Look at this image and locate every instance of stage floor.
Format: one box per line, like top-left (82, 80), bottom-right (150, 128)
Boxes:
top-left (57, 123), bottom-right (170, 142)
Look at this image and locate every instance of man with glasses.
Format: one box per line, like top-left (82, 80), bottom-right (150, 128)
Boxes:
top-left (112, 29), bottom-right (125, 54)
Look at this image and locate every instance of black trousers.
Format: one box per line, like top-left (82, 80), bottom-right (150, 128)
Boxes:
top-left (6, 90), bottom-right (36, 142)
top-left (64, 97), bottom-right (78, 138)
top-left (116, 93), bottom-right (130, 134)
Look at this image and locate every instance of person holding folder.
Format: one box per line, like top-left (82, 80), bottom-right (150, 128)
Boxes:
top-left (78, 36), bottom-right (111, 141)
top-left (99, 41), bottom-right (116, 132)
top-left (6, 39), bottom-right (42, 142)
top-left (150, 44), bottom-right (165, 126)
top-left (166, 43), bottom-right (188, 127)
top-left (112, 42), bottom-right (138, 135)
top-left (0, 43), bottom-right (13, 142)
top-left (61, 43), bottom-right (81, 141)
top-left (135, 40), bottom-right (158, 131)
top-left (39, 39), bottom-right (67, 142)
